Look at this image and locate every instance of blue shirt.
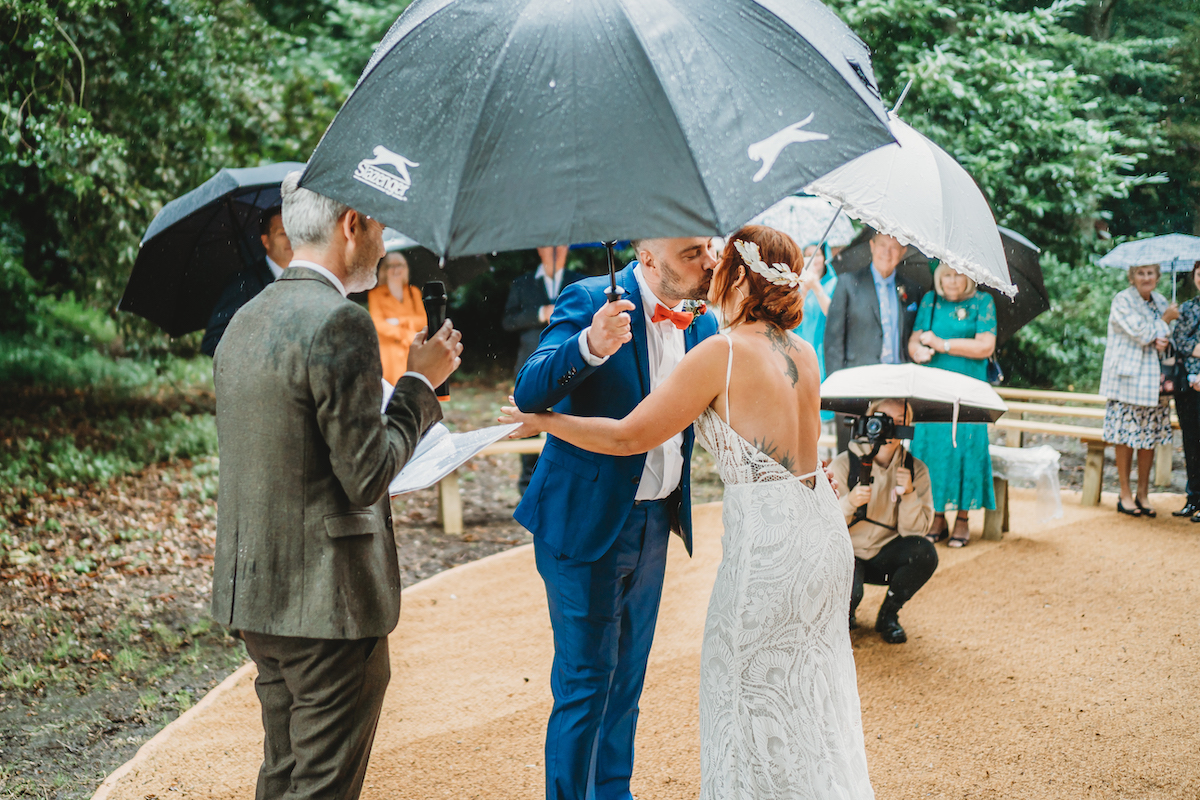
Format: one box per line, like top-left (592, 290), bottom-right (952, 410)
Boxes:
top-left (870, 263), bottom-right (901, 364)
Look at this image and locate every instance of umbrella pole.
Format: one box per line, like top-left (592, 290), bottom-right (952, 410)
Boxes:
top-left (803, 204), bottom-right (844, 273)
top-left (891, 78), bottom-right (914, 115)
top-left (604, 241), bottom-right (626, 303)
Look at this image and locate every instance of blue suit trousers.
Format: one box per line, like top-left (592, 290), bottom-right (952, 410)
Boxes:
top-left (534, 498), bottom-right (672, 800)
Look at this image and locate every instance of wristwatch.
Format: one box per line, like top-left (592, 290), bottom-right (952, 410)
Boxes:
top-left (942, 339), bottom-right (951, 353)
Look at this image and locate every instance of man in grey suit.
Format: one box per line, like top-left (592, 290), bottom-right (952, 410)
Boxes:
top-left (212, 171), bottom-right (462, 799)
top-left (824, 231), bottom-right (926, 451)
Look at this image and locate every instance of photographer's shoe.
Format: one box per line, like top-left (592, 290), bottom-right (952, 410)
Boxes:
top-left (875, 597), bottom-right (907, 644)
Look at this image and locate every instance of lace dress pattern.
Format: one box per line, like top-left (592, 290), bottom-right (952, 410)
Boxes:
top-left (695, 335), bottom-right (874, 799)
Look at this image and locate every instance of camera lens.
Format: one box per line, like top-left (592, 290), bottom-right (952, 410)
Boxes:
top-left (865, 418), bottom-right (883, 437)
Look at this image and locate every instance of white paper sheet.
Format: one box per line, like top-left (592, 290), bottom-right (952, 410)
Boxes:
top-left (388, 423), bottom-right (522, 496)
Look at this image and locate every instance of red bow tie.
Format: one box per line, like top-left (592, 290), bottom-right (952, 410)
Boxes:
top-left (651, 304), bottom-right (694, 330)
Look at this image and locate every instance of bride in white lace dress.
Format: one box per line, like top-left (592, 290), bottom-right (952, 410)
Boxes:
top-left (501, 225), bottom-right (873, 798)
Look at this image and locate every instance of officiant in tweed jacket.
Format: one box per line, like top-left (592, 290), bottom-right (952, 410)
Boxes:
top-left (212, 170), bottom-right (461, 800)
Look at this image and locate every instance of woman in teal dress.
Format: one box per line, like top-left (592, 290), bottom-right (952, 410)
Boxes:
top-left (907, 264), bottom-right (998, 546)
top-left (794, 241), bottom-right (838, 421)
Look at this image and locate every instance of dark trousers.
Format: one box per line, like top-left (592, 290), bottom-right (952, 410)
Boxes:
top-left (534, 498), bottom-right (672, 800)
top-left (1175, 386), bottom-right (1200, 504)
top-left (850, 534), bottom-right (938, 615)
top-left (520, 453), bottom-right (539, 494)
top-left (241, 632), bottom-right (390, 800)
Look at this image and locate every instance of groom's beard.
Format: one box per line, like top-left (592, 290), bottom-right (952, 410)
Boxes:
top-left (658, 260), bottom-right (711, 302)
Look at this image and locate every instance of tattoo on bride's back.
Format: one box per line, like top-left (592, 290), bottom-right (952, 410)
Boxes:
top-left (750, 436), bottom-right (795, 473)
top-left (761, 326), bottom-right (800, 387)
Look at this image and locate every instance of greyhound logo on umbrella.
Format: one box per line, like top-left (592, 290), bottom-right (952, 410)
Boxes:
top-left (748, 113), bottom-right (829, 182)
top-left (354, 145), bottom-right (420, 201)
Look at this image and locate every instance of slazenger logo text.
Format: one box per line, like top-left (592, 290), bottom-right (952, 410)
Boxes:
top-left (354, 146), bottom-right (419, 201)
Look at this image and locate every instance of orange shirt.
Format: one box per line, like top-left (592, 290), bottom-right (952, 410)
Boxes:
top-left (368, 283), bottom-right (426, 384)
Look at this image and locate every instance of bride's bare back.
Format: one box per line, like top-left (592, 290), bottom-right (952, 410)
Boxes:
top-left (711, 322), bottom-right (822, 476)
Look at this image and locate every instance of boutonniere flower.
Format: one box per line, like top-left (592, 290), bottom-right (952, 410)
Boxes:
top-left (682, 300), bottom-right (707, 330)
top-left (954, 307), bottom-right (968, 321)
top-left (897, 285), bottom-right (908, 304)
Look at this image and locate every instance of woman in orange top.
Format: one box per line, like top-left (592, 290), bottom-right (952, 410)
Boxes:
top-left (368, 251), bottom-right (426, 384)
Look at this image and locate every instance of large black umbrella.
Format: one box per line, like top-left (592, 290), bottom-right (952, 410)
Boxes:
top-left (300, 0), bottom-right (894, 273)
top-left (829, 225), bottom-right (1047, 345)
top-left (992, 226), bottom-right (1047, 344)
top-left (118, 162), bottom-right (304, 337)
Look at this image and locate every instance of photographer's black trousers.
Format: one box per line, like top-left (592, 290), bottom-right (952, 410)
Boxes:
top-left (850, 534), bottom-right (938, 613)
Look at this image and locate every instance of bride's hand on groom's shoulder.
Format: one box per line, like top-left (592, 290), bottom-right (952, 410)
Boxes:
top-left (499, 396), bottom-right (545, 438)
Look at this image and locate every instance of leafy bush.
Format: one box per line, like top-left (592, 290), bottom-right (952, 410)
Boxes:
top-left (0, 413), bottom-right (217, 494)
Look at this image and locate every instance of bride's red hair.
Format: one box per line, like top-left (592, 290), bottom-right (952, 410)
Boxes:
top-left (711, 225), bottom-right (804, 330)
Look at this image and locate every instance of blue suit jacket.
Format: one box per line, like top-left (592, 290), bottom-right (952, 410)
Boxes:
top-left (513, 265), bottom-right (718, 563)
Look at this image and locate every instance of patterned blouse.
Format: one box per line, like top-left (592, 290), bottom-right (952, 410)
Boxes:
top-left (1171, 297), bottom-right (1200, 382)
top-left (1099, 286), bottom-right (1170, 407)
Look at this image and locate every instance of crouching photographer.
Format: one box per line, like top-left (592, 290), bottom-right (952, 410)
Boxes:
top-left (832, 398), bottom-right (937, 644)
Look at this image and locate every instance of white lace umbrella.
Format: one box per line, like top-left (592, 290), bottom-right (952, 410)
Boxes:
top-left (806, 113), bottom-right (1016, 296)
top-left (821, 363), bottom-right (1007, 445)
top-left (748, 195), bottom-right (858, 248)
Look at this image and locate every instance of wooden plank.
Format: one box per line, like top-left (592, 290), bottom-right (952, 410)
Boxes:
top-left (437, 470), bottom-right (464, 535)
top-left (1081, 441), bottom-right (1106, 507)
top-left (994, 387), bottom-right (1106, 405)
top-left (1155, 442), bottom-right (1173, 488)
top-left (983, 476), bottom-right (1008, 541)
top-left (993, 417), bottom-right (1107, 442)
top-left (480, 437), bottom-right (545, 456)
top-left (1001, 401), bottom-right (1179, 428)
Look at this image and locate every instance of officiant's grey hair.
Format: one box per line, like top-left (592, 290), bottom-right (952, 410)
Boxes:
top-left (280, 170), bottom-right (351, 249)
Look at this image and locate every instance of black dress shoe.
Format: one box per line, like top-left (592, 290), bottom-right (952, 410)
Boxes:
top-left (875, 598), bottom-right (907, 644)
top-left (1174, 503), bottom-right (1200, 517)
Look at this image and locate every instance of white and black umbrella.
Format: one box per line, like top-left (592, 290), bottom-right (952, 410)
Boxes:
top-left (821, 363), bottom-right (1007, 425)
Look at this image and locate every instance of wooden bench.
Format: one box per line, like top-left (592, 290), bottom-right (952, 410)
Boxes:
top-left (434, 432), bottom-right (837, 534)
top-left (992, 417), bottom-right (1108, 506)
top-left (996, 398), bottom-right (1178, 492)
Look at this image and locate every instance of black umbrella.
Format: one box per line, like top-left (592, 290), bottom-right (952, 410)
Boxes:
top-left (299, 0), bottom-right (894, 293)
top-left (118, 162), bottom-right (304, 337)
top-left (991, 226), bottom-right (1047, 345)
top-left (829, 226), bottom-right (1047, 345)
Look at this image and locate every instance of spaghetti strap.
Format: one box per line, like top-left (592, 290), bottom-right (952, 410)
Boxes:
top-left (721, 332), bottom-right (733, 426)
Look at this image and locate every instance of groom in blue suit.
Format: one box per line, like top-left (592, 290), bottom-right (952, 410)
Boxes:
top-left (514, 238), bottom-right (718, 800)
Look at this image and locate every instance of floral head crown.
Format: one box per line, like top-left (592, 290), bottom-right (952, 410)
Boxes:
top-left (733, 240), bottom-right (800, 290)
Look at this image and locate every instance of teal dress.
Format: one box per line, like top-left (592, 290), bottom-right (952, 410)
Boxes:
top-left (794, 264), bottom-right (838, 421)
top-left (910, 291), bottom-right (998, 512)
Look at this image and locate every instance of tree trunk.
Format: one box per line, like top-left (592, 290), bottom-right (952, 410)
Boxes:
top-left (1085, 0), bottom-right (1119, 41)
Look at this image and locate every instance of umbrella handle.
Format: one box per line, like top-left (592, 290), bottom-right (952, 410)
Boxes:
top-left (603, 240), bottom-right (626, 304)
top-left (803, 204), bottom-right (844, 273)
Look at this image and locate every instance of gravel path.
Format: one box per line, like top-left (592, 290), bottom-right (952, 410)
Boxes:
top-left (93, 488), bottom-right (1200, 800)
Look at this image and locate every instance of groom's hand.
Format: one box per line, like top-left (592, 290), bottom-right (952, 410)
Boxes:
top-left (586, 299), bottom-right (635, 358)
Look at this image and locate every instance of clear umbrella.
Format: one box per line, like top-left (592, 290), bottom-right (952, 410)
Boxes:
top-left (748, 195), bottom-right (858, 248)
top-left (1098, 233), bottom-right (1200, 302)
top-left (805, 112), bottom-right (1015, 296)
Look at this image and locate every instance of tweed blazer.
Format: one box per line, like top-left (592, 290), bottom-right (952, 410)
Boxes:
top-left (212, 267), bottom-right (442, 639)
top-left (1100, 286), bottom-right (1170, 408)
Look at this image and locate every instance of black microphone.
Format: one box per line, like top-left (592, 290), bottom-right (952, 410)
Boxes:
top-left (421, 280), bottom-right (450, 401)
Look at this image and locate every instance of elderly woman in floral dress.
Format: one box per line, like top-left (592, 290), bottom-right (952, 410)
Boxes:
top-left (1100, 264), bottom-right (1179, 517)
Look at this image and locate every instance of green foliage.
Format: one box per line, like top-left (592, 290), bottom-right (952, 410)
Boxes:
top-left (0, 412), bottom-right (217, 493)
top-left (826, 0), bottom-right (1197, 387)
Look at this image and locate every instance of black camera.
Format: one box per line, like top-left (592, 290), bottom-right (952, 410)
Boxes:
top-left (845, 412), bottom-right (914, 448)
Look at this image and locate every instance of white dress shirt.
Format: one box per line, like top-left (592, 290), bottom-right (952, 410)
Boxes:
top-left (265, 255), bottom-right (284, 280)
top-left (288, 259), bottom-right (347, 297)
top-left (536, 264), bottom-right (565, 301)
top-left (580, 264), bottom-right (686, 501)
